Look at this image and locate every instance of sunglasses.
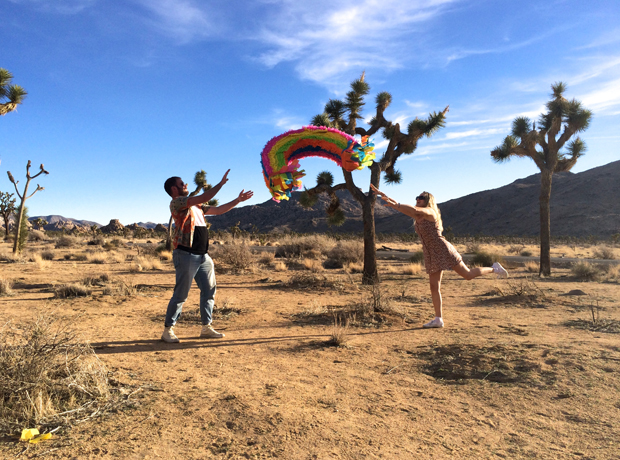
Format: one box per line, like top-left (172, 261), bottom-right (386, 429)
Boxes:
top-left (416, 195), bottom-right (427, 201)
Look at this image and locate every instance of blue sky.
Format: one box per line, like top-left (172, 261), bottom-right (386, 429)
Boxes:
top-left (2, 0), bottom-right (619, 226)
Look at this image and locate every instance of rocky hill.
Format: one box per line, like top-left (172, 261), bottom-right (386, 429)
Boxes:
top-left (208, 160), bottom-right (620, 238)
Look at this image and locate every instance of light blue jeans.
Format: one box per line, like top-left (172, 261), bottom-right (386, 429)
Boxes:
top-left (164, 249), bottom-right (216, 327)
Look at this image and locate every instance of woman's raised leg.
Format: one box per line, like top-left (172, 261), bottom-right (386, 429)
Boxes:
top-left (452, 261), bottom-right (493, 280)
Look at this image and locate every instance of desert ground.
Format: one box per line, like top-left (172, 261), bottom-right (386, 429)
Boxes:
top-left (1, 234), bottom-right (619, 459)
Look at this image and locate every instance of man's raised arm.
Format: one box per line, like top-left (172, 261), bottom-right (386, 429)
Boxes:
top-left (187, 170), bottom-right (230, 207)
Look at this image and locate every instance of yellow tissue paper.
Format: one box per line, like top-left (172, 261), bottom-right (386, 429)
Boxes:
top-left (20, 428), bottom-right (39, 442)
top-left (29, 433), bottom-right (53, 444)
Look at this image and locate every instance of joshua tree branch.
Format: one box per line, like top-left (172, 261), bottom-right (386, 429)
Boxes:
top-left (26, 185), bottom-right (45, 200)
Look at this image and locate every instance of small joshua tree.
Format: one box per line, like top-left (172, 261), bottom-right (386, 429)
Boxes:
top-left (306, 73), bottom-right (448, 284)
top-left (0, 68), bottom-right (27, 116)
top-left (0, 191), bottom-right (16, 239)
top-left (165, 170), bottom-right (219, 250)
top-left (31, 217), bottom-right (48, 230)
top-left (7, 161), bottom-right (49, 253)
top-left (491, 82), bottom-right (592, 276)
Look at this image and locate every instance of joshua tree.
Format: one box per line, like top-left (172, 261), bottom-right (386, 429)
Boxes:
top-left (0, 68), bottom-right (27, 116)
top-left (31, 217), bottom-right (48, 230)
top-left (7, 161), bottom-right (49, 253)
top-left (491, 82), bottom-right (592, 276)
top-left (165, 170), bottom-right (219, 250)
top-left (305, 73), bottom-right (448, 284)
top-left (0, 191), bottom-right (16, 239)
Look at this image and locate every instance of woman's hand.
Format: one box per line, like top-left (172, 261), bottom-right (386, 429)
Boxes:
top-left (370, 184), bottom-right (398, 207)
top-left (237, 189), bottom-right (253, 202)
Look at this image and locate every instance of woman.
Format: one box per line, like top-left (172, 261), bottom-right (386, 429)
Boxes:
top-left (370, 184), bottom-right (508, 328)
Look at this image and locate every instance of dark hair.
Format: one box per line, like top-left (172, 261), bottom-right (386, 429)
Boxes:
top-left (164, 177), bottom-right (181, 197)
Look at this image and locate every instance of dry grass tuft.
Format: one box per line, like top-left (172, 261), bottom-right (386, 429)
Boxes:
top-left (326, 314), bottom-right (350, 347)
top-left (55, 235), bottom-right (78, 249)
top-left (403, 263), bottom-right (423, 275)
top-left (82, 273), bottom-right (111, 286)
top-left (55, 283), bottom-right (92, 298)
top-left (0, 315), bottom-right (131, 434)
top-left (303, 259), bottom-right (324, 272)
top-left (41, 250), bottom-right (55, 261)
top-left (273, 261), bottom-right (288, 272)
top-left (158, 250), bottom-right (173, 261)
top-left (258, 252), bottom-right (275, 266)
top-left (0, 278), bottom-right (14, 296)
top-left (603, 264), bottom-right (620, 282)
top-left (344, 262), bottom-right (364, 274)
top-left (324, 241), bottom-right (363, 268)
top-left (524, 261), bottom-right (539, 273)
top-left (275, 235), bottom-right (334, 259)
top-left (592, 246), bottom-right (616, 260)
top-left (88, 252), bottom-right (108, 264)
top-left (130, 256), bottom-right (163, 272)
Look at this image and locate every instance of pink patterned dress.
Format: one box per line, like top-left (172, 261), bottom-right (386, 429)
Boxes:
top-left (414, 219), bottom-right (463, 274)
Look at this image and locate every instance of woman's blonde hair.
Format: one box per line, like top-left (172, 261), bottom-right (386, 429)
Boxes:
top-left (418, 191), bottom-right (443, 233)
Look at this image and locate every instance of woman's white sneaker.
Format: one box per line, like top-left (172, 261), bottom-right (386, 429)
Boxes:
top-left (423, 317), bottom-right (444, 328)
top-left (492, 262), bottom-right (509, 278)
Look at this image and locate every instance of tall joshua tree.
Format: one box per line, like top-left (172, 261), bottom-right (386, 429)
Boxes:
top-left (304, 74), bottom-right (448, 284)
top-left (0, 191), bottom-right (17, 239)
top-left (165, 170), bottom-right (219, 250)
top-left (491, 82), bottom-right (591, 276)
top-left (0, 68), bottom-right (27, 116)
top-left (7, 161), bottom-right (49, 253)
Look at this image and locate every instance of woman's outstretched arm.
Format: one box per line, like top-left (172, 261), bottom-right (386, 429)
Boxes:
top-left (369, 184), bottom-right (434, 220)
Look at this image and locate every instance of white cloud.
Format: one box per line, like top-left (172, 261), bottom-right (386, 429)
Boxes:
top-left (444, 128), bottom-right (503, 140)
top-left (132, 0), bottom-right (217, 43)
top-left (250, 0), bottom-right (460, 88)
top-left (580, 77), bottom-right (620, 114)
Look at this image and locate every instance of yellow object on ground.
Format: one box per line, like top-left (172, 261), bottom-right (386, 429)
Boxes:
top-left (20, 428), bottom-right (53, 443)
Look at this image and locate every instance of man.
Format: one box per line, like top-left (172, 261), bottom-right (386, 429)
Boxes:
top-left (162, 170), bottom-right (253, 343)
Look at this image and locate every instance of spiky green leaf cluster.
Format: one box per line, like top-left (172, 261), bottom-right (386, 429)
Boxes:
top-left (375, 92), bottom-right (392, 111)
top-left (299, 190), bottom-right (318, 208)
top-left (327, 208), bottom-right (346, 227)
top-left (423, 111), bottom-right (447, 137)
top-left (345, 76), bottom-right (370, 121)
top-left (316, 171), bottom-right (334, 186)
top-left (194, 170), bottom-right (207, 188)
top-left (310, 113), bottom-right (331, 128)
top-left (384, 169), bottom-right (402, 184)
top-left (511, 117), bottom-right (531, 138)
top-left (0, 68), bottom-right (27, 115)
top-left (491, 136), bottom-right (519, 162)
top-left (566, 137), bottom-right (586, 158)
top-left (407, 118), bottom-right (426, 136)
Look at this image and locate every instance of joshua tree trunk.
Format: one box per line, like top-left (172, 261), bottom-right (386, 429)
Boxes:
top-left (361, 198), bottom-right (379, 284)
top-left (7, 161), bottom-right (49, 253)
top-left (539, 169), bottom-right (553, 276)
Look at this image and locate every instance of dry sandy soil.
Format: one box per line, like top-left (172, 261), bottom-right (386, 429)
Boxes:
top-left (1, 237), bottom-right (619, 459)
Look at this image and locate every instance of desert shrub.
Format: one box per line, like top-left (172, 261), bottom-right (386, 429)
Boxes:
top-left (327, 314), bottom-right (350, 347)
top-left (344, 262), bottom-right (363, 274)
top-left (603, 264), bottom-right (620, 282)
top-left (82, 274), bottom-right (110, 286)
top-left (28, 229), bottom-right (46, 242)
top-left (571, 261), bottom-right (599, 281)
top-left (273, 261), bottom-right (287, 272)
top-left (41, 250), bottom-right (55, 261)
top-left (324, 241), bottom-right (363, 268)
top-left (275, 235), bottom-right (333, 259)
top-left (258, 252), bottom-right (275, 265)
top-left (303, 259), bottom-right (323, 272)
top-left (158, 250), bottom-right (173, 261)
top-left (0, 278), bottom-right (14, 296)
top-left (0, 316), bottom-right (116, 433)
top-left (508, 244), bottom-right (524, 255)
top-left (28, 253), bottom-right (51, 270)
top-left (211, 244), bottom-right (254, 272)
top-left (87, 235), bottom-right (105, 246)
top-left (593, 246), bottom-right (615, 260)
top-left (0, 251), bottom-right (24, 263)
top-left (102, 279), bottom-right (137, 296)
top-left (55, 283), bottom-right (92, 298)
top-left (524, 261), bottom-right (539, 273)
top-left (465, 242), bottom-right (481, 254)
top-left (409, 251), bottom-right (424, 264)
top-left (103, 238), bottom-right (124, 251)
top-left (88, 252), bottom-right (107, 264)
top-left (55, 235), bottom-right (78, 249)
top-left (471, 251), bottom-right (503, 267)
top-left (74, 253), bottom-right (89, 262)
top-left (285, 273), bottom-right (343, 290)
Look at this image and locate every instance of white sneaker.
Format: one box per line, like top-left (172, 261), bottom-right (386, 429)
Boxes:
top-left (200, 325), bottom-right (225, 339)
top-left (423, 317), bottom-right (444, 328)
top-left (161, 327), bottom-right (180, 343)
top-left (492, 262), bottom-right (509, 278)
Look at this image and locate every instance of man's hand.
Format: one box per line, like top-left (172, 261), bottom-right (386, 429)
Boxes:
top-left (238, 190), bottom-right (253, 202)
top-left (219, 169), bottom-right (231, 186)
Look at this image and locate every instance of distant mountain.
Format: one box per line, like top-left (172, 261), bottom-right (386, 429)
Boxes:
top-left (24, 160), bottom-right (619, 238)
top-left (28, 215), bottom-right (101, 230)
top-left (208, 160), bottom-right (620, 238)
